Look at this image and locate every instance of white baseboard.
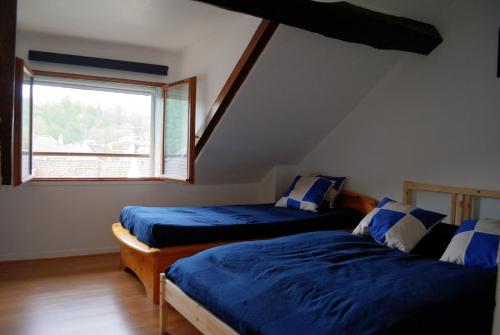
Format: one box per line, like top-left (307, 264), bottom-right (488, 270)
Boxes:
top-left (0, 246), bottom-right (120, 262)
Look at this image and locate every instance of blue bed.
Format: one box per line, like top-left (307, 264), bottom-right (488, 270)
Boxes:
top-left (120, 204), bottom-right (362, 248)
top-left (166, 231), bottom-right (496, 335)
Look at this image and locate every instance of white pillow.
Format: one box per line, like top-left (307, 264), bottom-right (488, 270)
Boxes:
top-left (441, 218), bottom-right (500, 270)
top-left (353, 197), bottom-right (446, 252)
top-left (275, 176), bottom-right (334, 212)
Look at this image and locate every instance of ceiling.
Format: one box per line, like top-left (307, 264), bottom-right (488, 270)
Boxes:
top-left (195, 24), bottom-right (402, 184)
top-left (17, 0), bottom-right (249, 53)
top-left (195, 0), bottom-right (456, 185)
top-left (17, 0), bottom-right (454, 54)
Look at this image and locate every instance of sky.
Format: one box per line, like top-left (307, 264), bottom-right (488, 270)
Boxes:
top-left (32, 84), bottom-right (153, 116)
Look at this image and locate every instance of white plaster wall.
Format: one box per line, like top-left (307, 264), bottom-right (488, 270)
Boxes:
top-left (298, 0), bottom-right (500, 219)
top-left (6, 0), bottom-right (500, 259)
top-left (0, 30), bottom-right (262, 261)
top-left (15, 30), bottom-right (181, 83)
top-left (0, 181), bottom-right (259, 261)
top-left (195, 24), bottom-right (403, 184)
top-left (176, 15), bottom-right (260, 133)
top-left (258, 165), bottom-right (298, 203)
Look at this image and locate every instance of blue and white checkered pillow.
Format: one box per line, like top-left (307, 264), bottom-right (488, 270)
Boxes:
top-left (275, 176), bottom-right (334, 212)
top-left (441, 219), bottom-right (500, 271)
top-left (353, 197), bottom-right (447, 252)
top-left (317, 175), bottom-right (347, 208)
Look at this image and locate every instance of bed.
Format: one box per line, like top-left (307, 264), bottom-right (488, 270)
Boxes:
top-left (112, 190), bottom-right (377, 303)
top-left (164, 231), bottom-right (496, 335)
top-left (160, 181), bottom-right (500, 334)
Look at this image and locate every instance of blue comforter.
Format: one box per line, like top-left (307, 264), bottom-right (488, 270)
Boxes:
top-left (120, 204), bottom-right (361, 248)
top-left (167, 231), bottom-right (496, 335)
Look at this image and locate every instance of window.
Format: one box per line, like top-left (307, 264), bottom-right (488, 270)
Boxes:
top-left (13, 63), bottom-right (196, 183)
top-left (162, 79), bottom-right (196, 182)
top-left (32, 79), bottom-right (155, 179)
top-left (13, 58), bottom-right (34, 186)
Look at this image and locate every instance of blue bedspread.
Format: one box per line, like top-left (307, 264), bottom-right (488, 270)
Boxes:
top-left (167, 231), bottom-right (496, 335)
top-left (120, 204), bottom-right (361, 248)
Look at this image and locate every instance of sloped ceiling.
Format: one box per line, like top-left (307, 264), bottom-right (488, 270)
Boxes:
top-left (191, 0), bottom-right (443, 55)
top-left (195, 24), bottom-right (401, 184)
top-left (195, 0), bottom-right (452, 185)
top-left (17, 0), bottom-right (250, 52)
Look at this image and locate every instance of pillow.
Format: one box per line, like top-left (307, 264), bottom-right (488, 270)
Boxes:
top-left (353, 197), bottom-right (446, 252)
top-left (411, 223), bottom-right (458, 259)
top-left (317, 175), bottom-right (347, 208)
top-left (441, 219), bottom-right (500, 271)
top-left (275, 176), bottom-right (334, 212)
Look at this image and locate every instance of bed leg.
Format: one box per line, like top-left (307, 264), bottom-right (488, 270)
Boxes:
top-left (160, 273), bottom-right (169, 334)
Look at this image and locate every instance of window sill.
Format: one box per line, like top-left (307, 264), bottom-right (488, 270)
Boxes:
top-left (33, 177), bottom-right (165, 182)
top-left (28, 177), bottom-right (191, 186)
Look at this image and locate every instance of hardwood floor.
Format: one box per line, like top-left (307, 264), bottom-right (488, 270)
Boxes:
top-left (0, 253), bottom-right (201, 335)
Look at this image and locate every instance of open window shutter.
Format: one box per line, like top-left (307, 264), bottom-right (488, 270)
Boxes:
top-left (160, 77), bottom-right (196, 183)
top-left (13, 58), bottom-right (34, 186)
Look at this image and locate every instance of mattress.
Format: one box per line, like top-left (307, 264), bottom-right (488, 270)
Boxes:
top-left (119, 204), bottom-right (362, 248)
top-left (167, 231), bottom-right (496, 335)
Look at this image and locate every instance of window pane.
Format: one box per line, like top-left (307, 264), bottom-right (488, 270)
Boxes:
top-left (33, 155), bottom-right (151, 178)
top-left (33, 83), bottom-right (153, 178)
top-left (21, 72), bottom-right (33, 179)
top-left (163, 83), bottom-right (189, 179)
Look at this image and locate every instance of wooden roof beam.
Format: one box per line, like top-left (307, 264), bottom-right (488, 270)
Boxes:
top-left (191, 0), bottom-right (442, 55)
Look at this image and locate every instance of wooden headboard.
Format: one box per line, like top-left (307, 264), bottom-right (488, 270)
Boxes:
top-left (337, 190), bottom-right (378, 216)
top-left (403, 181), bottom-right (500, 225)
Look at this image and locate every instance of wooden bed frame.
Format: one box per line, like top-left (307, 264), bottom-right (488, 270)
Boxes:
top-left (112, 190), bottom-right (377, 304)
top-left (160, 181), bottom-right (500, 334)
top-left (403, 180), bottom-right (500, 225)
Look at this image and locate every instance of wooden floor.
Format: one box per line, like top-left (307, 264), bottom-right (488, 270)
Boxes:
top-left (0, 253), bottom-right (201, 335)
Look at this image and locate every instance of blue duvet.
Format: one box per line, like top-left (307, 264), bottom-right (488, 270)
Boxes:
top-left (120, 204), bottom-right (361, 248)
top-left (167, 231), bottom-right (496, 335)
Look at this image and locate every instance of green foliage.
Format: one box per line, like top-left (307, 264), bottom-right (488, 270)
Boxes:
top-left (34, 97), bottom-right (150, 152)
top-left (33, 91), bottom-right (188, 156)
top-left (165, 98), bottom-right (188, 156)
top-left (35, 97), bottom-right (87, 144)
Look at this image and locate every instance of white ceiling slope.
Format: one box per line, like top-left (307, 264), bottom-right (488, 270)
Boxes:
top-left (195, 24), bottom-right (402, 184)
top-left (195, 0), bottom-right (454, 185)
top-left (17, 0), bottom-right (249, 52)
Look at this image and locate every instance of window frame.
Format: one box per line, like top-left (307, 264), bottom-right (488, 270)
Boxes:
top-left (159, 77), bottom-right (197, 184)
top-left (13, 57), bottom-right (34, 186)
top-left (19, 70), bottom-right (169, 182)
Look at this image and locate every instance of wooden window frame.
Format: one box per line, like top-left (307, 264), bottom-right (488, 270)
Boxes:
top-left (26, 70), bottom-right (169, 183)
top-left (2, 15), bottom-right (277, 184)
top-left (32, 70), bottom-right (166, 88)
top-left (13, 58), bottom-right (34, 186)
top-left (160, 77), bottom-right (197, 184)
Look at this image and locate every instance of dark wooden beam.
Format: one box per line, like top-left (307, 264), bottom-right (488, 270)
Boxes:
top-left (191, 0), bottom-right (442, 55)
top-left (29, 51), bottom-right (169, 76)
top-left (0, 0), bottom-right (17, 185)
top-left (195, 20), bottom-right (279, 157)
top-left (497, 28), bottom-right (500, 78)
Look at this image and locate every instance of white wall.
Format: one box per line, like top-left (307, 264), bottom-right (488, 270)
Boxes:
top-left (0, 29), bottom-right (262, 261)
top-left (176, 15), bottom-right (260, 133)
top-left (0, 181), bottom-right (259, 261)
top-left (6, 0), bottom-right (500, 259)
top-left (258, 164), bottom-right (297, 203)
top-left (195, 24), bottom-right (402, 184)
top-left (16, 30), bottom-right (181, 83)
top-left (298, 0), bottom-right (500, 218)
top-left (1, 31), bottom-right (179, 186)
top-left (16, 16), bottom-right (260, 135)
